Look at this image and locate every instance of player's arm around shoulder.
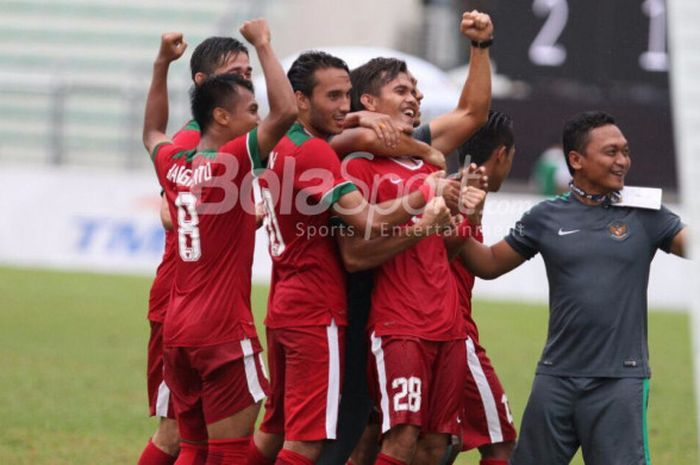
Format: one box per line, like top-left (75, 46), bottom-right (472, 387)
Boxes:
top-left (330, 127), bottom-right (446, 169)
top-left (143, 32), bottom-right (188, 159)
top-left (240, 19), bottom-right (297, 160)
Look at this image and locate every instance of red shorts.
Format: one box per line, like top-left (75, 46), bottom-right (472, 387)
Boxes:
top-left (260, 321), bottom-right (344, 441)
top-left (163, 338), bottom-right (269, 441)
top-left (368, 333), bottom-right (466, 436)
top-left (460, 335), bottom-right (517, 450)
top-left (147, 320), bottom-right (175, 419)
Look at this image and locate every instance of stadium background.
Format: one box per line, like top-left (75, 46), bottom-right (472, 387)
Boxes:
top-left (1, 0), bottom-right (698, 463)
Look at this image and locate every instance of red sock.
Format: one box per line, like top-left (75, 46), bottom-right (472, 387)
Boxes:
top-left (480, 460), bottom-right (508, 465)
top-left (138, 439), bottom-right (177, 465)
top-left (346, 460), bottom-right (357, 465)
top-left (247, 439), bottom-right (275, 465)
top-left (204, 437), bottom-right (249, 465)
top-left (274, 449), bottom-right (314, 465)
top-left (373, 453), bottom-right (407, 465)
top-left (175, 442), bottom-right (207, 465)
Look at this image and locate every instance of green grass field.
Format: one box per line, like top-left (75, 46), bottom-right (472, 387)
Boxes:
top-left (0, 266), bottom-right (697, 464)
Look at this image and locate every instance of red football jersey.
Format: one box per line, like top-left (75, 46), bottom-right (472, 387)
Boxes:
top-left (147, 227), bottom-right (177, 322)
top-left (345, 155), bottom-right (464, 341)
top-left (450, 224), bottom-right (483, 338)
top-left (171, 119), bottom-right (201, 149)
top-left (258, 123), bottom-right (356, 329)
top-left (153, 128), bottom-right (263, 347)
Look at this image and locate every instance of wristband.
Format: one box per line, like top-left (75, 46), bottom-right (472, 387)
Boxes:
top-left (471, 38), bottom-right (493, 49)
top-left (419, 182), bottom-right (435, 204)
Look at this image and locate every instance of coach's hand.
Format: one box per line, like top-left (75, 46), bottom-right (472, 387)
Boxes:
top-left (157, 32), bottom-right (187, 63)
top-left (240, 18), bottom-right (271, 47)
top-left (460, 10), bottom-right (493, 43)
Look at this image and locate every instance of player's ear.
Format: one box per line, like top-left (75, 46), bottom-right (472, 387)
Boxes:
top-left (494, 145), bottom-right (507, 163)
top-left (193, 72), bottom-right (207, 86)
top-left (212, 107), bottom-right (229, 126)
top-left (360, 94), bottom-right (377, 112)
top-left (295, 90), bottom-right (310, 112)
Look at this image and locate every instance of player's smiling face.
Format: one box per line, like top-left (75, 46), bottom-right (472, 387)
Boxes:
top-left (303, 67), bottom-right (352, 138)
top-left (571, 124), bottom-right (631, 193)
top-left (365, 72), bottom-right (419, 127)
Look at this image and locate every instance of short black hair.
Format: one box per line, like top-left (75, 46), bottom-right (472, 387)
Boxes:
top-left (287, 51), bottom-right (349, 96)
top-left (349, 57), bottom-right (408, 112)
top-left (190, 37), bottom-right (249, 81)
top-left (190, 74), bottom-right (254, 133)
top-left (562, 111), bottom-right (616, 175)
top-left (458, 111), bottom-right (514, 166)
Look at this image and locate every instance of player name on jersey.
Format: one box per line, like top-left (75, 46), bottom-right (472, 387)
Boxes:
top-left (166, 162), bottom-right (213, 188)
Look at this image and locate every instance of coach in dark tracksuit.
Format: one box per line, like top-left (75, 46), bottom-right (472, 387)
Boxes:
top-left (459, 111), bottom-right (687, 465)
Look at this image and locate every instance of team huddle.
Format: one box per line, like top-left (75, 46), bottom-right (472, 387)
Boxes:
top-left (136, 12), bottom-right (687, 465)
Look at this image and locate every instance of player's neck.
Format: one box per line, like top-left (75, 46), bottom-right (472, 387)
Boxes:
top-left (297, 117), bottom-right (330, 141)
top-left (198, 128), bottom-right (231, 152)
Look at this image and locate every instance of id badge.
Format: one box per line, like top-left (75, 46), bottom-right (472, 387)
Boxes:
top-left (611, 186), bottom-right (662, 210)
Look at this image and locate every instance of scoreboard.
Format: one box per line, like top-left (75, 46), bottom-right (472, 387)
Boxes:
top-left (463, 0), bottom-right (676, 189)
top-left (493, 0), bottom-right (669, 88)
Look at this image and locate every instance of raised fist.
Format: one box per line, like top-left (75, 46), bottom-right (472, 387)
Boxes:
top-left (460, 10), bottom-right (494, 43)
top-left (158, 32), bottom-right (187, 63)
top-left (240, 18), bottom-right (271, 47)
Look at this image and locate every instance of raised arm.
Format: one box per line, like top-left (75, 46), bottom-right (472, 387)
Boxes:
top-left (428, 10), bottom-right (493, 155)
top-left (143, 32), bottom-right (188, 158)
top-left (239, 19), bottom-right (297, 159)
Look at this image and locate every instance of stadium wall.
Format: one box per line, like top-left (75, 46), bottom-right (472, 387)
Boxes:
top-left (4, 166), bottom-right (690, 309)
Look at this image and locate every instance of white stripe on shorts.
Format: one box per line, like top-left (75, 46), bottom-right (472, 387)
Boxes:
top-left (325, 319), bottom-right (341, 439)
top-left (466, 336), bottom-right (503, 443)
top-left (155, 380), bottom-right (171, 418)
top-left (241, 338), bottom-right (266, 403)
top-left (258, 353), bottom-right (269, 381)
top-left (370, 331), bottom-right (392, 433)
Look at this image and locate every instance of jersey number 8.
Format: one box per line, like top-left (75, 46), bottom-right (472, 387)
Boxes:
top-left (175, 192), bottom-right (201, 262)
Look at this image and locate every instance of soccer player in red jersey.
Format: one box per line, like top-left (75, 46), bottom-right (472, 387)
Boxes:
top-left (142, 19), bottom-right (297, 465)
top-left (444, 111), bottom-right (518, 465)
top-left (337, 58), bottom-right (485, 465)
top-left (137, 34), bottom-right (257, 465)
top-left (319, 11), bottom-right (494, 465)
top-left (247, 51), bottom-right (453, 465)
